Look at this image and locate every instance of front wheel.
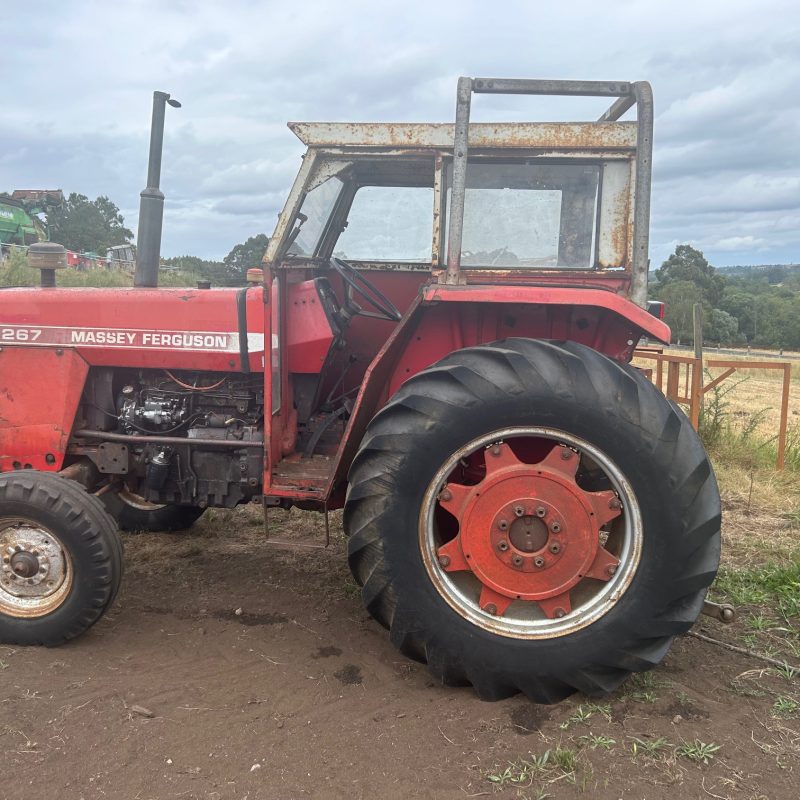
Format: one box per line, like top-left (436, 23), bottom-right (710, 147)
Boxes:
top-left (344, 339), bottom-right (721, 702)
top-left (0, 471), bottom-right (123, 645)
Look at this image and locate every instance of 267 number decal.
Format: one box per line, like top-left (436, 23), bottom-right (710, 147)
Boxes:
top-left (0, 327), bottom-right (42, 342)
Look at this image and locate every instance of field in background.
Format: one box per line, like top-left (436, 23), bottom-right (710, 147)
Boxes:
top-left (633, 346), bottom-right (800, 472)
top-left (0, 250), bottom-right (196, 288)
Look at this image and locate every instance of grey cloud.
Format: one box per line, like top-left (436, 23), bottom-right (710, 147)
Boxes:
top-left (4, 0), bottom-right (800, 267)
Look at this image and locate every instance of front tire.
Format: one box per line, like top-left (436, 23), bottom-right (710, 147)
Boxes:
top-left (102, 491), bottom-right (206, 532)
top-left (344, 339), bottom-right (721, 702)
top-left (0, 471), bottom-right (123, 646)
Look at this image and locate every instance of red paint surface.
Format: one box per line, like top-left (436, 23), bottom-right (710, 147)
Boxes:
top-left (285, 280), bottom-right (336, 373)
top-left (0, 286), bottom-right (266, 372)
top-left (0, 347), bottom-right (89, 472)
top-left (437, 442), bottom-right (621, 618)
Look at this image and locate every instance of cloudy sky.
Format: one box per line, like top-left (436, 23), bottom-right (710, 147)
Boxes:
top-left (4, 0), bottom-right (799, 267)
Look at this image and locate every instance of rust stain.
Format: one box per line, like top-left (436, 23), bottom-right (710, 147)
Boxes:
top-left (289, 122), bottom-right (637, 151)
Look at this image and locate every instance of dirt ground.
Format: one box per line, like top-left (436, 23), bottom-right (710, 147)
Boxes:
top-left (2, 501), bottom-right (799, 800)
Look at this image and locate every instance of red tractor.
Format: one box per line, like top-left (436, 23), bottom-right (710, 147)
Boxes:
top-left (0, 79), bottom-right (720, 703)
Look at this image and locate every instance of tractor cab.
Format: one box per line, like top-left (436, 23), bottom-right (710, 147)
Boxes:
top-left (262, 81), bottom-right (660, 502)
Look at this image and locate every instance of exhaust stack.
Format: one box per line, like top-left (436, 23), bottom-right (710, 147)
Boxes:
top-left (134, 91), bottom-right (181, 288)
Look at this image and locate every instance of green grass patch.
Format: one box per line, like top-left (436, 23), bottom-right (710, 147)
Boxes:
top-left (484, 747), bottom-right (581, 788)
top-left (559, 702), bottom-right (611, 729)
top-left (675, 739), bottom-right (721, 765)
top-left (699, 370), bottom-right (800, 472)
top-left (771, 696), bottom-right (800, 718)
top-left (712, 559), bottom-right (800, 612)
top-left (629, 736), bottom-right (673, 759)
top-left (577, 733), bottom-right (616, 750)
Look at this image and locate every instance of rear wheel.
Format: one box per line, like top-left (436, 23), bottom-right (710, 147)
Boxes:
top-left (345, 339), bottom-right (721, 702)
top-left (102, 490), bottom-right (206, 532)
top-left (0, 471), bottom-right (123, 646)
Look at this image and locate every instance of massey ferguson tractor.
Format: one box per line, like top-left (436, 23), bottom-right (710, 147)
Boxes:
top-left (0, 79), bottom-right (721, 703)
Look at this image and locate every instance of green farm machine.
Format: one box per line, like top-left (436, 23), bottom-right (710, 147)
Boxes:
top-left (0, 190), bottom-right (63, 254)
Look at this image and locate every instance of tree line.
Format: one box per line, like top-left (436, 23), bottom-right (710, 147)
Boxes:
top-left (653, 244), bottom-right (800, 351)
top-left (35, 194), bottom-right (800, 349)
top-left (42, 193), bottom-right (268, 285)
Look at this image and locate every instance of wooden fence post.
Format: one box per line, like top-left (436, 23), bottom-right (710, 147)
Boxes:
top-left (691, 304), bottom-right (704, 429)
top-left (778, 363), bottom-right (791, 470)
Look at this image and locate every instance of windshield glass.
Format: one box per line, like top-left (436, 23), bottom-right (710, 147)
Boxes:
top-left (334, 186), bottom-right (432, 262)
top-left (446, 162), bottom-right (600, 268)
top-left (290, 176), bottom-right (343, 256)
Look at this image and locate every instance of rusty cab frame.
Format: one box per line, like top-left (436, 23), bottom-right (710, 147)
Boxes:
top-left (259, 78), bottom-right (661, 511)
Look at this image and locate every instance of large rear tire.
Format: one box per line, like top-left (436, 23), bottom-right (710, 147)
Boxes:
top-left (344, 339), bottom-right (721, 702)
top-left (0, 471), bottom-right (123, 646)
top-left (102, 491), bottom-right (206, 532)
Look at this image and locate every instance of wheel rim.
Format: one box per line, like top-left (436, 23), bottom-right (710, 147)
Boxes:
top-left (117, 489), bottom-right (165, 512)
top-left (419, 427), bottom-right (642, 639)
top-left (0, 518), bottom-right (73, 618)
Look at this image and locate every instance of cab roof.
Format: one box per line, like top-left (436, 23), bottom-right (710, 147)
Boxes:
top-left (288, 122), bottom-right (637, 151)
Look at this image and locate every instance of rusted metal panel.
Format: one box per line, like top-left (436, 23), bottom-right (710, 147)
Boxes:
top-left (630, 81), bottom-right (653, 307)
top-left (289, 122), bottom-right (637, 151)
top-left (431, 155), bottom-right (443, 265)
top-left (596, 161), bottom-right (632, 268)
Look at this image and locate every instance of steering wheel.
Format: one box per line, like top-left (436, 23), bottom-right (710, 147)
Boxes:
top-left (329, 258), bottom-right (402, 322)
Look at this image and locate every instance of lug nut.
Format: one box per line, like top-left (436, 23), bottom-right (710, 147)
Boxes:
top-left (497, 540), bottom-right (509, 552)
top-left (534, 556), bottom-right (545, 568)
top-left (514, 505), bottom-right (524, 517)
top-left (549, 543), bottom-right (561, 554)
top-left (483, 603), bottom-right (498, 615)
top-left (490, 445), bottom-right (501, 456)
top-left (512, 555), bottom-right (524, 567)
top-left (606, 564), bottom-right (617, 577)
top-left (535, 506), bottom-right (546, 518)
top-left (560, 448), bottom-right (572, 460)
top-left (609, 497), bottom-right (622, 509)
top-left (438, 554), bottom-right (451, 568)
top-left (550, 521), bottom-right (561, 533)
top-left (440, 489), bottom-right (452, 502)
top-left (498, 519), bottom-right (509, 531)
top-left (553, 607), bottom-right (567, 618)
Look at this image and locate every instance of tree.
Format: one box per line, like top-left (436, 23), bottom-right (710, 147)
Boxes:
top-left (655, 244), bottom-right (724, 306)
top-left (753, 293), bottom-right (800, 350)
top-left (47, 193), bottom-right (133, 254)
top-left (161, 255), bottom-right (228, 285)
top-left (719, 288), bottom-right (757, 341)
top-left (222, 234), bottom-right (269, 284)
top-left (704, 308), bottom-right (738, 344)
top-left (655, 280), bottom-right (706, 344)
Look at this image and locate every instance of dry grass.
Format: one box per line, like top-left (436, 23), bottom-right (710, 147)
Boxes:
top-left (635, 346), bottom-right (800, 442)
top-left (713, 460), bottom-right (799, 569)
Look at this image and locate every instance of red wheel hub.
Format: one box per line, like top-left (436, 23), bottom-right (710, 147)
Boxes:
top-left (436, 442), bottom-right (622, 619)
